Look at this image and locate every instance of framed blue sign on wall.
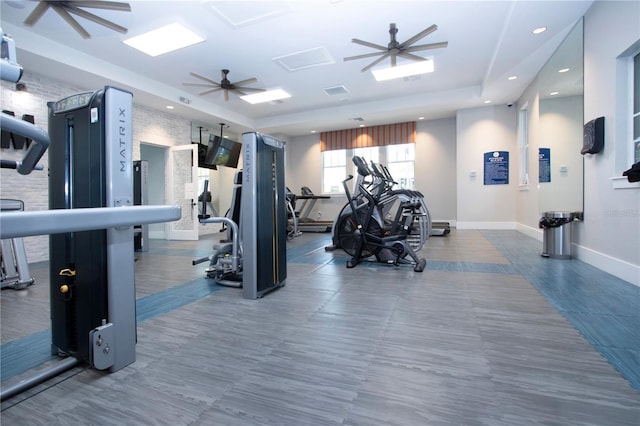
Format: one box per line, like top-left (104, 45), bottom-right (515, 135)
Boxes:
top-left (484, 151), bottom-right (509, 185)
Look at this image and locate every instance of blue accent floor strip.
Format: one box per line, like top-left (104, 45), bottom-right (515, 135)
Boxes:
top-left (0, 330), bottom-right (56, 383)
top-left (481, 230), bottom-right (640, 392)
top-left (1, 278), bottom-right (222, 383)
top-left (286, 236), bottom-right (336, 263)
top-left (426, 260), bottom-right (517, 274)
top-left (136, 277), bottom-right (222, 323)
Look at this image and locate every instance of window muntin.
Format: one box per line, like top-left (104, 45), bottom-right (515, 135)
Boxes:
top-left (386, 144), bottom-right (415, 189)
top-left (321, 143), bottom-right (415, 193)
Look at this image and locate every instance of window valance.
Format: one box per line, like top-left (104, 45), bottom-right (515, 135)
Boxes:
top-left (320, 121), bottom-right (416, 152)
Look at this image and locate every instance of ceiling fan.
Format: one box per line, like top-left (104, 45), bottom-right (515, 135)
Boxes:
top-left (344, 23), bottom-right (448, 72)
top-left (23, 0), bottom-right (131, 39)
top-left (182, 69), bottom-right (265, 101)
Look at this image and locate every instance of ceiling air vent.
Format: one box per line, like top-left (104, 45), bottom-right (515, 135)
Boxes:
top-left (273, 47), bottom-right (335, 72)
top-left (349, 117), bottom-right (365, 122)
top-left (204, 1), bottom-right (290, 28)
top-left (323, 85), bottom-right (349, 96)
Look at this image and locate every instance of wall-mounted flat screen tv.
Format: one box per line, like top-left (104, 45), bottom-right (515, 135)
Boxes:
top-left (195, 142), bottom-right (217, 170)
top-left (205, 134), bottom-right (241, 168)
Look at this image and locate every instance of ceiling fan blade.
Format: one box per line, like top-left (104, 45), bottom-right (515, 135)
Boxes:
top-left (199, 87), bottom-right (223, 96)
top-left (190, 72), bottom-right (219, 85)
top-left (70, 1), bottom-right (132, 12)
top-left (400, 24), bottom-right (438, 49)
top-left (351, 38), bottom-right (387, 51)
top-left (67, 4), bottom-right (128, 34)
top-left (404, 41), bottom-right (449, 52)
top-left (52, 4), bottom-right (91, 39)
top-left (236, 87), bottom-right (265, 93)
top-left (344, 51), bottom-right (385, 61)
top-left (397, 52), bottom-right (429, 62)
top-left (361, 52), bottom-right (391, 72)
top-left (24, 2), bottom-right (51, 27)
top-left (182, 82), bottom-right (218, 88)
top-left (231, 77), bottom-right (258, 87)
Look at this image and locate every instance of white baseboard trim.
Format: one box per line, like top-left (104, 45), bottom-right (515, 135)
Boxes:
top-left (456, 221), bottom-right (517, 230)
top-left (433, 219), bottom-right (457, 228)
top-left (515, 224), bottom-right (638, 287)
top-left (516, 223), bottom-right (543, 242)
top-left (573, 244), bottom-right (640, 287)
top-left (149, 231), bottom-right (165, 239)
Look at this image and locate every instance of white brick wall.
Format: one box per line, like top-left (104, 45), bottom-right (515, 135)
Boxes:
top-left (1, 71), bottom-right (217, 263)
top-left (1, 72), bottom-right (84, 263)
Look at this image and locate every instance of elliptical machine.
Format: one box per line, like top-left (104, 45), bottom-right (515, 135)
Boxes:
top-left (326, 156), bottom-right (432, 255)
top-left (337, 163), bottom-right (426, 272)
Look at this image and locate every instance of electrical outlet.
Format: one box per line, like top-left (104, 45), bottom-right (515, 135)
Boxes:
top-left (317, 211), bottom-right (322, 220)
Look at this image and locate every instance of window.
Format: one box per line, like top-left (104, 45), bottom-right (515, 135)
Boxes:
top-left (386, 143), bottom-right (415, 189)
top-left (322, 149), bottom-right (347, 193)
top-left (353, 146), bottom-right (379, 165)
top-left (614, 40), bottom-right (640, 182)
top-left (518, 104), bottom-right (530, 188)
top-left (321, 143), bottom-right (415, 193)
top-left (197, 167), bottom-right (211, 198)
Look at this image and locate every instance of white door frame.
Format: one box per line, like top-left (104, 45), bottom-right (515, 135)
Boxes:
top-left (167, 144), bottom-right (199, 240)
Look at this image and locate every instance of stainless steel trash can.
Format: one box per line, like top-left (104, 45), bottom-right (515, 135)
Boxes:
top-left (539, 211), bottom-right (572, 259)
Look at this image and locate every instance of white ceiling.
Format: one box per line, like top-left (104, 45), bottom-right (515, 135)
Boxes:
top-left (1, 0), bottom-right (592, 138)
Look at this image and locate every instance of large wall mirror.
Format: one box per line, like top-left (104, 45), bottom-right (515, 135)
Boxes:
top-left (538, 19), bottom-right (584, 214)
top-left (190, 121), bottom-right (241, 222)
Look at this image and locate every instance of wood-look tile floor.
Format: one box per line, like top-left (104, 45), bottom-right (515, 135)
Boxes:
top-left (1, 230), bottom-right (638, 425)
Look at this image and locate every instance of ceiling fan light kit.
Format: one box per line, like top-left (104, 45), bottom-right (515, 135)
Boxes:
top-left (240, 89), bottom-right (291, 104)
top-left (371, 59), bottom-right (434, 81)
top-left (123, 22), bottom-right (205, 57)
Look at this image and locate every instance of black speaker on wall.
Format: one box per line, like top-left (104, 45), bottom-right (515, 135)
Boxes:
top-left (581, 116), bottom-right (605, 155)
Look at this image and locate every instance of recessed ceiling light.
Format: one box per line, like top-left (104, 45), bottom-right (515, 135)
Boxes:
top-left (550, 91), bottom-right (559, 96)
top-left (123, 23), bottom-right (205, 57)
top-left (558, 68), bottom-right (570, 73)
top-left (371, 59), bottom-right (434, 81)
top-left (310, 130), bottom-right (317, 133)
top-left (418, 116), bottom-right (425, 120)
top-left (166, 105), bottom-right (174, 110)
top-left (359, 124), bottom-right (365, 128)
top-left (532, 26), bottom-right (547, 35)
top-left (508, 75), bottom-right (517, 80)
top-left (240, 89), bottom-right (291, 104)
top-left (483, 100), bottom-right (492, 104)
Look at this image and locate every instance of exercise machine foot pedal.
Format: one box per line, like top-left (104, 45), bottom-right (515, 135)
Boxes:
top-left (414, 259), bottom-right (426, 272)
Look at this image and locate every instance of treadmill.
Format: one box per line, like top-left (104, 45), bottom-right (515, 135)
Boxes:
top-left (295, 187), bottom-right (333, 233)
top-left (430, 221), bottom-right (451, 236)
